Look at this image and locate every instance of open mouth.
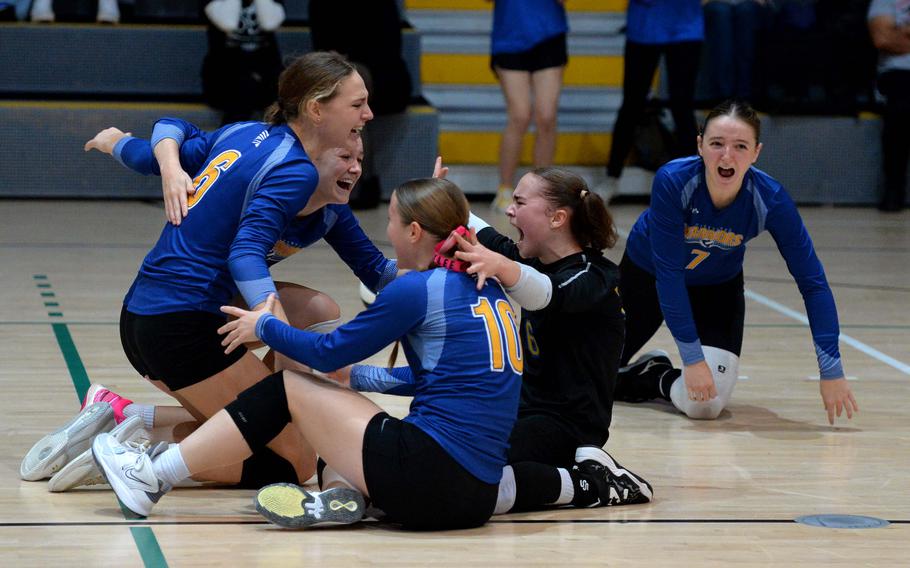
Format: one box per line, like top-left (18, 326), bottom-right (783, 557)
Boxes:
top-left (337, 179), bottom-right (354, 192)
top-left (718, 166), bottom-right (735, 179)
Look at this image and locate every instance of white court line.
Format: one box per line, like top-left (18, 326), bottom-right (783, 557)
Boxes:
top-left (744, 289), bottom-right (910, 376)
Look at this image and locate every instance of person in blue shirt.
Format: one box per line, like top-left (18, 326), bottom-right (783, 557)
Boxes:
top-left (92, 178), bottom-right (524, 531)
top-left (614, 99), bottom-right (859, 424)
top-left (20, 52), bottom-right (384, 488)
top-left (489, 0), bottom-right (569, 212)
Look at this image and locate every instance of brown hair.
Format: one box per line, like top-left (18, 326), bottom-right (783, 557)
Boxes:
top-left (386, 178), bottom-right (469, 367)
top-left (264, 51), bottom-right (358, 125)
top-left (393, 178), bottom-right (470, 244)
top-left (532, 167), bottom-right (617, 251)
top-left (701, 99), bottom-right (761, 143)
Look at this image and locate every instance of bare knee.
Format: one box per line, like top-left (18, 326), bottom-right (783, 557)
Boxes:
top-left (506, 106), bottom-right (532, 132)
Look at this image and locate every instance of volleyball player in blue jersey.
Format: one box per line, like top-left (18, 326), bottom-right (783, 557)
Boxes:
top-left (342, 167), bottom-right (653, 513)
top-left (20, 52), bottom-right (387, 487)
top-left (93, 179), bottom-right (524, 530)
top-left (614, 100), bottom-right (859, 424)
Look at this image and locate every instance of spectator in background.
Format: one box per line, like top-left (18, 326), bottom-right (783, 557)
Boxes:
top-left (488, 0), bottom-right (568, 214)
top-left (309, 0), bottom-right (413, 208)
top-left (868, 0), bottom-right (910, 212)
top-left (201, 0), bottom-right (285, 125)
top-left (597, 0), bottom-right (703, 201)
top-left (28, 0), bottom-right (119, 22)
top-left (703, 0), bottom-right (768, 103)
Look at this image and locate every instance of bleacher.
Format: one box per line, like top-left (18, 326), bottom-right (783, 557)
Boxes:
top-left (0, 0), bottom-right (436, 199)
top-left (0, 0), bottom-right (896, 204)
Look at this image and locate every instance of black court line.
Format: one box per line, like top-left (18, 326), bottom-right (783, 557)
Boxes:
top-left (1, 519), bottom-right (907, 528)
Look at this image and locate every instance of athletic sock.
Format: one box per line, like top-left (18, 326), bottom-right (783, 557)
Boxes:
top-left (152, 445), bottom-right (191, 486)
top-left (569, 468), bottom-right (600, 507)
top-left (123, 403), bottom-right (156, 429)
top-left (509, 461), bottom-right (562, 512)
top-left (657, 369), bottom-right (682, 402)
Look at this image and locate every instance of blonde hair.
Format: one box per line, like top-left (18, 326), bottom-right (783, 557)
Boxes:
top-left (265, 51), bottom-right (358, 125)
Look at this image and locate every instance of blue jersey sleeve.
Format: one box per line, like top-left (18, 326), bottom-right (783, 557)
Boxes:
top-left (110, 117), bottom-right (216, 178)
top-left (255, 271), bottom-right (428, 371)
top-left (649, 167), bottom-right (704, 365)
top-left (350, 364), bottom-right (417, 396)
top-left (229, 153), bottom-right (318, 307)
top-left (764, 191), bottom-right (844, 379)
top-left (323, 206), bottom-right (398, 293)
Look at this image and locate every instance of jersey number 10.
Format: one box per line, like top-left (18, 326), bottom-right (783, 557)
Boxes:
top-left (471, 297), bottom-right (523, 374)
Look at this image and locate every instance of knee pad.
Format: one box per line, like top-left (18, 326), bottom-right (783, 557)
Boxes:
top-left (237, 447), bottom-right (298, 488)
top-left (670, 346), bottom-right (740, 420)
top-left (493, 465), bottom-right (517, 516)
top-left (225, 371), bottom-right (291, 451)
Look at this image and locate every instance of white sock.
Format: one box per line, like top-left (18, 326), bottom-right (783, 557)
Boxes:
top-left (152, 445), bottom-right (191, 486)
top-left (553, 468), bottom-right (574, 506)
top-left (123, 403), bottom-right (155, 429)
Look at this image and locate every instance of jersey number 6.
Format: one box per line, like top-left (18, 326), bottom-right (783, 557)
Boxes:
top-left (188, 149), bottom-right (242, 209)
top-left (472, 297), bottom-right (523, 374)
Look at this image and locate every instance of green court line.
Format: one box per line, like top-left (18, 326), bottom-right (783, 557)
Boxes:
top-left (36, 283), bottom-right (51, 288)
top-left (130, 527), bottom-right (169, 568)
top-left (44, 302), bottom-right (59, 307)
top-left (41, 292), bottom-right (55, 297)
top-left (33, 275), bottom-right (48, 280)
top-left (48, 312), bottom-right (63, 317)
top-left (38, 276), bottom-right (169, 568)
top-left (50, 323), bottom-right (91, 403)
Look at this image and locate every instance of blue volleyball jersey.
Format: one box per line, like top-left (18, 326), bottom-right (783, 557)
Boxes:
top-left (113, 118), bottom-right (395, 315)
top-left (257, 268), bottom-right (523, 484)
top-left (625, 156), bottom-right (844, 379)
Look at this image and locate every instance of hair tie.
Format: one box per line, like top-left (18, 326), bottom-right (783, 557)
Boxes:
top-left (580, 189), bottom-right (589, 199)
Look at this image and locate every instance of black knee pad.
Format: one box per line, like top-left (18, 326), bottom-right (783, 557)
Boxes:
top-left (225, 371), bottom-right (291, 452)
top-left (237, 448), bottom-right (298, 488)
top-left (316, 457), bottom-right (327, 490)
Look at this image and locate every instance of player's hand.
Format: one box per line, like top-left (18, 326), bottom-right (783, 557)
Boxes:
top-left (160, 163), bottom-right (196, 226)
top-left (683, 361), bottom-right (717, 402)
top-left (219, 294), bottom-right (276, 354)
top-left (432, 156), bottom-right (449, 179)
top-left (819, 377), bottom-right (858, 425)
top-left (325, 366), bottom-right (353, 388)
top-left (453, 229), bottom-right (505, 290)
top-left (84, 127), bottom-right (131, 155)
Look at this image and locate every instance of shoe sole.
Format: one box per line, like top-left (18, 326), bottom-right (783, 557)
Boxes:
top-left (20, 403), bottom-right (115, 481)
top-left (575, 446), bottom-right (654, 501)
top-left (619, 349), bottom-right (672, 373)
top-left (255, 484), bottom-right (364, 529)
top-left (91, 434), bottom-right (154, 517)
top-left (48, 415), bottom-right (146, 492)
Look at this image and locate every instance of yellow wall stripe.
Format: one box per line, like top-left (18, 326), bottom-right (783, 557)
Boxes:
top-left (422, 54), bottom-right (623, 86)
top-left (0, 100), bottom-right (209, 111)
top-left (405, 0), bottom-right (627, 12)
top-left (440, 131), bottom-right (612, 165)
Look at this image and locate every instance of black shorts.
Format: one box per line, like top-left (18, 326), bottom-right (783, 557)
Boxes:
top-left (618, 253), bottom-right (745, 365)
top-left (507, 413), bottom-right (583, 468)
top-left (362, 412), bottom-right (498, 530)
top-left (491, 33), bottom-right (568, 73)
top-left (119, 306), bottom-right (247, 391)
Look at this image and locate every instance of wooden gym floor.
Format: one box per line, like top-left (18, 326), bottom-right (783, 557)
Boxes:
top-left (0, 199), bottom-right (907, 566)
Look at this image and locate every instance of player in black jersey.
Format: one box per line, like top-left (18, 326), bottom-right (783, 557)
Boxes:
top-left (453, 167), bottom-right (653, 512)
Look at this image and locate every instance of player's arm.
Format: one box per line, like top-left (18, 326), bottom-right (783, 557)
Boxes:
top-left (765, 191), bottom-right (857, 423)
top-left (869, 14), bottom-right (910, 55)
top-left (220, 275), bottom-right (426, 372)
top-left (323, 206), bottom-right (398, 293)
top-left (649, 169), bottom-right (717, 401)
top-left (348, 364), bottom-right (417, 396)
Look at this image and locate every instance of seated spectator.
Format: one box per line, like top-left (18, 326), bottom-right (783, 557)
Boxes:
top-left (868, 0), bottom-right (910, 212)
top-left (201, 0), bottom-right (285, 125)
top-left (29, 0), bottom-right (120, 22)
